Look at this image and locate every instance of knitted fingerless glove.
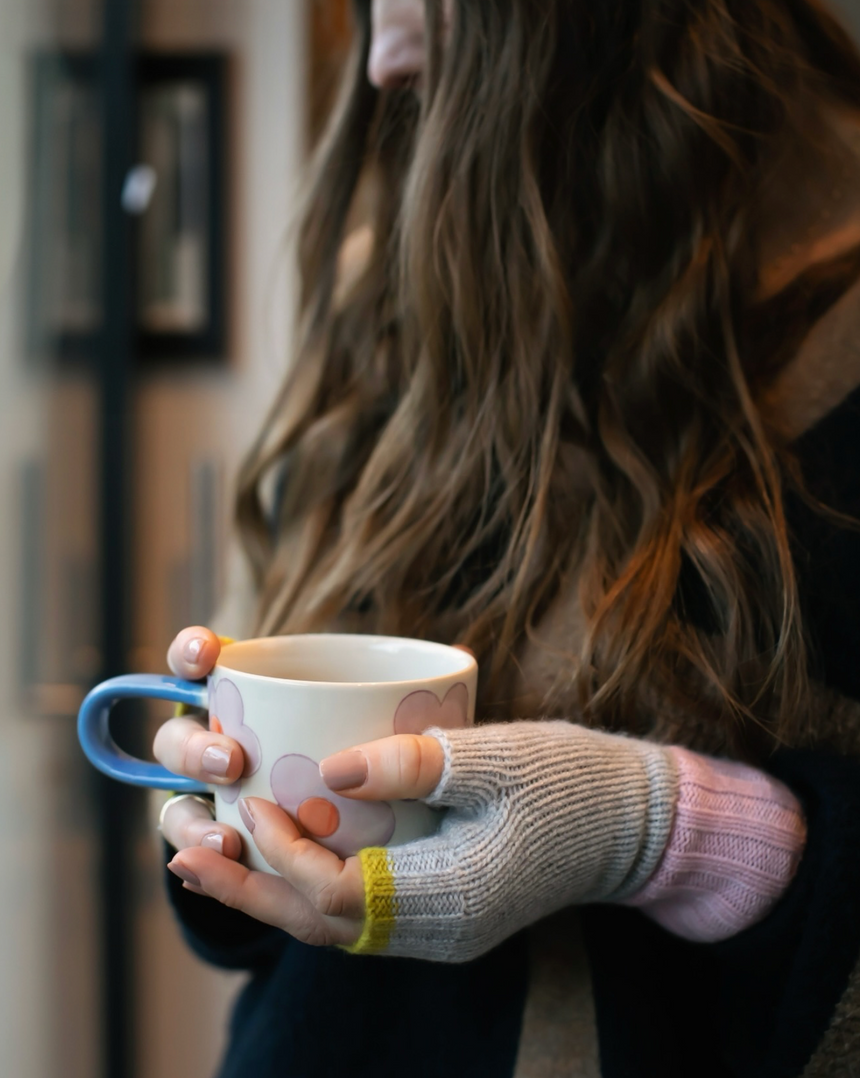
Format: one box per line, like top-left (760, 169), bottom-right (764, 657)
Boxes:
top-left (348, 721), bottom-right (679, 963)
top-left (621, 746), bottom-right (807, 942)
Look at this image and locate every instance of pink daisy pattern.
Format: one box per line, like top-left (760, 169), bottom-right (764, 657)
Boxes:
top-left (208, 678), bottom-right (262, 803)
top-left (269, 754), bottom-right (396, 859)
top-left (392, 682), bottom-right (470, 736)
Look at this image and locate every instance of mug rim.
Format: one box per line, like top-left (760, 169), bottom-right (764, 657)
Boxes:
top-left (214, 633), bottom-right (477, 689)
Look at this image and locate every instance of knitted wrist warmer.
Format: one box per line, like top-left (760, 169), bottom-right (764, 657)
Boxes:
top-left (347, 721), bottom-right (678, 963)
top-left (620, 746), bottom-right (807, 942)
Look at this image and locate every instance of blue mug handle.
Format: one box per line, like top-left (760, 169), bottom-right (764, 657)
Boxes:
top-left (78, 674), bottom-right (210, 791)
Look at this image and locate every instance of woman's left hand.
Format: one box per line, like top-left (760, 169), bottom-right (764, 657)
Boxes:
top-left (167, 733), bottom-right (446, 949)
top-left (169, 719), bottom-right (682, 964)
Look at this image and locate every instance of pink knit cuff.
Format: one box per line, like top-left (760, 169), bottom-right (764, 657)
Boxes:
top-left (620, 746), bottom-right (807, 943)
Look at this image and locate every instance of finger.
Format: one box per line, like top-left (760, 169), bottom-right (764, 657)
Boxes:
top-left (168, 846), bottom-right (362, 947)
top-left (239, 797), bottom-right (365, 920)
top-left (453, 643), bottom-right (476, 659)
top-left (160, 797), bottom-right (243, 860)
top-left (319, 733), bottom-right (445, 801)
top-left (167, 626), bottom-right (221, 680)
top-left (153, 715), bottom-right (245, 785)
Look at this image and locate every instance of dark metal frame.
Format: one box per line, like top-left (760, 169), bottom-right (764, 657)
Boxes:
top-left (97, 6), bottom-right (137, 1075)
top-left (137, 53), bottom-right (229, 363)
top-left (26, 49), bottom-right (229, 367)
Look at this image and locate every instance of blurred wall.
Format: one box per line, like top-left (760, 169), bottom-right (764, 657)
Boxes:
top-left (0, 5), bottom-right (104, 1077)
top-left (131, 3), bottom-right (308, 1078)
top-left (0, 1), bottom-right (308, 1076)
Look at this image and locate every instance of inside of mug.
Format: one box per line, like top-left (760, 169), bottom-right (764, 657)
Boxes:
top-left (216, 634), bottom-right (475, 684)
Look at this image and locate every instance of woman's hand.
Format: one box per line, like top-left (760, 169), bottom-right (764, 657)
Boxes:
top-left (164, 733), bottom-right (446, 949)
top-left (155, 626), bottom-right (245, 862)
top-left (163, 718), bottom-right (680, 963)
top-left (157, 639), bottom-right (677, 964)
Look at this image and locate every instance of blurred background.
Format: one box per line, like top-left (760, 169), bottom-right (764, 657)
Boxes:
top-left (3, 1), bottom-right (860, 1077)
top-left (0, 1), bottom-right (349, 1076)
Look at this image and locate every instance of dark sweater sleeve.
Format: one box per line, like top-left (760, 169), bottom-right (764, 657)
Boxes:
top-left (164, 846), bottom-right (288, 972)
top-left (582, 747), bottom-right (860, 1078)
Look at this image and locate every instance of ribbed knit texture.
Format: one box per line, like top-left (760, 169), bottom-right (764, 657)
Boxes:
top-left (352, 721), bottom-right (678, 963)
top-left (621, 746), bottom-right (807, 942)
top-left (346, 848), bottom-right (397, 955)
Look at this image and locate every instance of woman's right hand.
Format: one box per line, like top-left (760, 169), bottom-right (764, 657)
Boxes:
top-left (153, 626), bottom-right (245, 865)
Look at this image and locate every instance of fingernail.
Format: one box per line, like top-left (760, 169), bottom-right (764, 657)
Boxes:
top-left (168, 861), bottom-right (202, 888)
top-left (201, 832), bottom-right (224, 854)
top-left (202, 745), bottom-right (232, 777)
top-left (320, 750), bottom-right (367, 791)
top-left (238, 798), bottom-right (256, 833)
top-left (183, 636), bottom-right (204, 664)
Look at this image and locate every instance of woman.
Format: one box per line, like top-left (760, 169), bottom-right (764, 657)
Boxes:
top-left (155, 1), bottom-right (860, 1074)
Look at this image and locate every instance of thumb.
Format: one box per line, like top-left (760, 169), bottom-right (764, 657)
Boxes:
top-left (319, 734), bottom-right (445, 801)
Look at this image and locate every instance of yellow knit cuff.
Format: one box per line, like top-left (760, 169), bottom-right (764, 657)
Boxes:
top-left (341, 847), bottom-right (397, 955)
top-left (174, 635), bottom-right (236, 716)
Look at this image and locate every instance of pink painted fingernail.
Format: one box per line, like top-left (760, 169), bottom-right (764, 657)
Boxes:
top-left (202, 745), bottom-right (232, 777)
top-left (201, 832), bottom-right (224, 854)
top-left (168, 861), bottom-right (202, 888)
top-left (320, 750), bottom-right (367, 791)
top-left (183, 636), bottom-right (204, 664)
top-left (238, 798), bottom-right (256, 833)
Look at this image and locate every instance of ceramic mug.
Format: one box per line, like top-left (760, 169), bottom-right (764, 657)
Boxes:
top-left (77, 634), bottom-right (478, 872)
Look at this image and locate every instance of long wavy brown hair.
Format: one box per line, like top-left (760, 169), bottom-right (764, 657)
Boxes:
top-left (236, 0), bottom-right (860, 758)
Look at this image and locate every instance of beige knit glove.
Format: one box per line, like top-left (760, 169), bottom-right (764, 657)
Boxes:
top-left (347, 721), bottom-right (679, 963)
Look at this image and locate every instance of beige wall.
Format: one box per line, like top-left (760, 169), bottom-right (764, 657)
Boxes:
top-left (0, 4), bottom-right (104, 1076)
top-left (133, 4), bottom-right (308, 1078)
top-left (0, 1), bottom-right (308, 1076)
